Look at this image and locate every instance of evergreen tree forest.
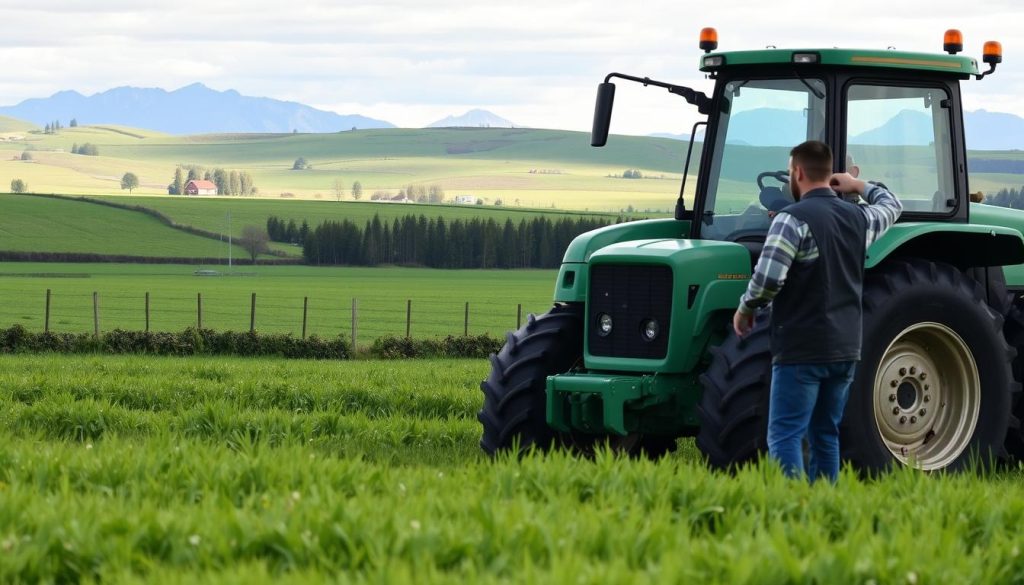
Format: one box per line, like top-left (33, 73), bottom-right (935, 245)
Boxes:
top-left (986, 186), bottom-right (1024, 210)
top-left (267, 214), bottom-right (615, 269)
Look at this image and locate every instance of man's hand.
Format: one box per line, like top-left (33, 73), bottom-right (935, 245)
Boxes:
top-left (733, 308), bottom-right (754, 337)
top-left (830, 172), bottom-right (866, 195)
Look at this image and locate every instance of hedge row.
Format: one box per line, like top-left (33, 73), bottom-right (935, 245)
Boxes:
top-left (368, 334), bottom-right (504, 359)
top-left (0, 325), bottom-right (348, 359)
top-left (0, 325), bottom-right (503, 360)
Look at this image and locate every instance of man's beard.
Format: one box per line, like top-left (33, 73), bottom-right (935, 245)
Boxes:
top-left (790, 179), bottom-right (802, 201)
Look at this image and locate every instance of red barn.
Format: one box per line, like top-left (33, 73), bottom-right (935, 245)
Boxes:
top-left (184, 180), bottom-right (218, 195)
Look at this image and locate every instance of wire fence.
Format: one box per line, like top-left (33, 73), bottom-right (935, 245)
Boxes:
top-left (0, 288), bottom-right (536, 348)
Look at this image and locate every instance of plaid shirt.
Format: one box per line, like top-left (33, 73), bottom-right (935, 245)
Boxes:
top-left (738, 183), bottom-right (903, 315)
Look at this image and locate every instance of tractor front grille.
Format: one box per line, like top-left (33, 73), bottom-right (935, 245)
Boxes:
top-left (588, 264), bottom-right (673, 359)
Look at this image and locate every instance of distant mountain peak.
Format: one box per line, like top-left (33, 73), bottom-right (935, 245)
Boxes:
top-left (427, 109), bottom-right (517, 128)
top-left (0, 84), bottom-right (395, 134)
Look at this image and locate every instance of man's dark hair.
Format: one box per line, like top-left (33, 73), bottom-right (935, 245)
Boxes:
top-left (790, 140), bottom-right (833, 182)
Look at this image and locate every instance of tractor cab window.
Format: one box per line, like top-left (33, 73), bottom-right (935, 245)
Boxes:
top-left (700, 77), bottom-right (827, 242)
top-left (845, 84), bottom-right (955, 214)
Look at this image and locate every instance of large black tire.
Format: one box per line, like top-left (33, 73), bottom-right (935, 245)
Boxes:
top-left (479, 303), bottom-right (677, 458)
top-left (478, 303), bottom-right (583, 455)
top-left (696, 259), bottom-right (1019, 474)
top-left (1000, 306), bottom-right (1024, 459)
top-left (841, 259), bottom-right (1018, 472)
top-left (696, 312), bottom-right (772, 469)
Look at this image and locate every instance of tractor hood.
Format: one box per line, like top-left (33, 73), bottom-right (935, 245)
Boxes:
top-left (582, 238), bottom-right (752, 373)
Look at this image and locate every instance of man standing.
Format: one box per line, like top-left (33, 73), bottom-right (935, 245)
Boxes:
top-left (732, 140), bottom-right (903, 482)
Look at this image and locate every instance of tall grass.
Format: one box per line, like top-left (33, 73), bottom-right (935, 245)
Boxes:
top-left (2, 354), bottom-right (1024, 582)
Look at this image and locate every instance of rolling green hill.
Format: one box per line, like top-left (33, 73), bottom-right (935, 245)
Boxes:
top-left (0, 194), bottom-right (252, 259)
top-left (0, 115), bottom-right (36, 133)
top-left (93, 195), bottom-right (623, 244)
top-left (0, 125), bottom-right (692, 212)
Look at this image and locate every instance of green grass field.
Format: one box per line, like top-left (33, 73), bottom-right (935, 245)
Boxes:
top-left (90, 194), bottom-right (624, 241)
top-left (0, 263), bottom-right (554, 340)
top-left (1, 353), bottom-right (1023, 583)
top-left (0, 194), bottom-right (254, 258)
top-left (0, 125), bottom-right (694, 212)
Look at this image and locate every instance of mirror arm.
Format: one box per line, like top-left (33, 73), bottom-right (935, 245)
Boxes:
top-left (604, 72), bottom-right (712, 115)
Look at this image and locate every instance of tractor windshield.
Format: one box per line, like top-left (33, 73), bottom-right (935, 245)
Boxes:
top-left (700, 77), bottom-right (827, 241)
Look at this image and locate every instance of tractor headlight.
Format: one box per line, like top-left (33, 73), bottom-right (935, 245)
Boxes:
top-left (641, 319), bottom-right (660, 341)
top-left (597, 313), bottom-right (613, 336)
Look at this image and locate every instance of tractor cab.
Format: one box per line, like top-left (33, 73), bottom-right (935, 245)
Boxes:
top-left (592, 29), bottom-right (1002, 264)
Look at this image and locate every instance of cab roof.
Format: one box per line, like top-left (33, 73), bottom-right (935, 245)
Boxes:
top-left (699, 48), bottom-right (979, 77)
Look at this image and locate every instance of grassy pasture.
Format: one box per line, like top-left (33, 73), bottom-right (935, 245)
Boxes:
top-left (0, 194), bottom-right (252, 258)
top-left (0, 263), bottom-right (555, 340)
top-left (2, 126), bottom-right (693, 211)
top-left (1, 353), bottom-right (1024, 582)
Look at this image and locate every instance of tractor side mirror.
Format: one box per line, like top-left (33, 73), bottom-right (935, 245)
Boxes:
top-left (591, 82), bottom-right (616, 147)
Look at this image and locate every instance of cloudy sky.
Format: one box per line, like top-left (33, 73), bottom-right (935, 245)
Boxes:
top-left (1, 0), bottom-right (1022, 135)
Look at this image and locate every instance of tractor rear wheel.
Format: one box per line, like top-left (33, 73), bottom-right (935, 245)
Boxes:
top-left (697, 259), bottom-right (1018, 474)
top-left (479, 303), bottom-right (675, 458)
top-left (841, 259), bottom-right (1018, 472)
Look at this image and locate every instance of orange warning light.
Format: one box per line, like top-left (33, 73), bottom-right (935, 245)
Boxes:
top-left (700, 28), bottom-right (718, 54)
top-left (983, 41), bottom-right (1002, 64)
top-left (943, 29), bottom-right (963, 54)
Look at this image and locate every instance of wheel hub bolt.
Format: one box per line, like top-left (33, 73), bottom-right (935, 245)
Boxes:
top-left (924, 384), bottom-right (930, 391)
top-left (889, 394), bottom-right (897, 402)
top-left (899, 367), bottom-right (907, 376)
top-left (919, 409), bottom-right (926, 416)
top-left (924, 395), bottom-right (931, 403)
top-left (911, 416), bottom-right (918, 424)
top-left (920, 373), bottom-right (927, 381)
top-left (893, 407), bottom-right (900, 415)
top-left (890, 380), bottom-right (898, 388)
top-left (910, 367), bottom-right (917, 375)
top-left (900, 416), bottom-right (908, 424)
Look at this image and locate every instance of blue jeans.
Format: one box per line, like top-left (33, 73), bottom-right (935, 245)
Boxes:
top-left (767, 361), bottom-right (857, 483)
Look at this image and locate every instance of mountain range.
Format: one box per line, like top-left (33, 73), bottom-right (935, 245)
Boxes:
top-left (0, 84), bottom-right (395, 134)
top-left (427, 109), bottom-right (517, 128)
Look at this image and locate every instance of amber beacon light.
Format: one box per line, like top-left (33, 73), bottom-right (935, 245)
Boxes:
top-left (700, 28), bottom-right (718, 53)
top-left (943, 29), bottom-right (963, 54)
top-left (984, 41), bottom-right (1003, 64)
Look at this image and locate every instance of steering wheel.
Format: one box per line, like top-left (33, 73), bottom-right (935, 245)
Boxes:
top-left (757, 170), bottom-right (790, 191)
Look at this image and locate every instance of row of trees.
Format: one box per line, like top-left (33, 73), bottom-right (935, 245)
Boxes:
top-left (167, 165), bottom-right (257, 196)
top-left (985, 186), bottom-right (1024, 210)
top-left (266, 216), bottom-right (310, 244)
top-left (300, 214), bottom-right (613, 269)
top-left (367, 184), bottom-right (446, 203)
top-left (71, 143), bottom-right (99, 156)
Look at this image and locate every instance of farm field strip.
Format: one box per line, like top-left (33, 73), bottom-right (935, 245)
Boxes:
top-left (0, 263), bottom-right (556, 338)
top-left (1, 353), bottom-right (1024, 582)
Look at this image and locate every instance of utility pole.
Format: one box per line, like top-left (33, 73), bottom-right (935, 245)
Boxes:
top-left (227, 211), bottom-right (232, 269)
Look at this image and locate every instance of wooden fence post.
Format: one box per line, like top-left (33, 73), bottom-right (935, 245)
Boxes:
top-left (517, 303), bottom-right (522, 330)
top-left (302, 296), bottom-right (308, 339)
top-left (44, 289), bottom-right (51, 333)
top-left (250, 292), bottom-right (256, 332)
top-left (145, 292), bottom-right (150, 332)
top-left (92, 292), bottom-right (99, 338)
top-left (351, 298), bottom-right (358, 350)
top-left (197, 293), bottom-right (203, 329)
top-left (464, 302), bottom-right (469, 336)
top-left (406, 299), bottom-right (412, 339)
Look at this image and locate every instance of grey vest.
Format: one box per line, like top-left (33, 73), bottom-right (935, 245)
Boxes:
top-left (770, 188), bottom-right (868, 364)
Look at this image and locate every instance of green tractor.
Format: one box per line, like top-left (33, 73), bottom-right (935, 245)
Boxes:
top-left (479, 29), bottom-right (1024, 473)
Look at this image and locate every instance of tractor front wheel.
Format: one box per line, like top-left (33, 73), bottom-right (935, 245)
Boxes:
top-left (479, 303), bottom-right (675, 458)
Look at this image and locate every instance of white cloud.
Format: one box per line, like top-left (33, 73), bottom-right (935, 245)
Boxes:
top-left (0, 0), bottom-right (1021, 134)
